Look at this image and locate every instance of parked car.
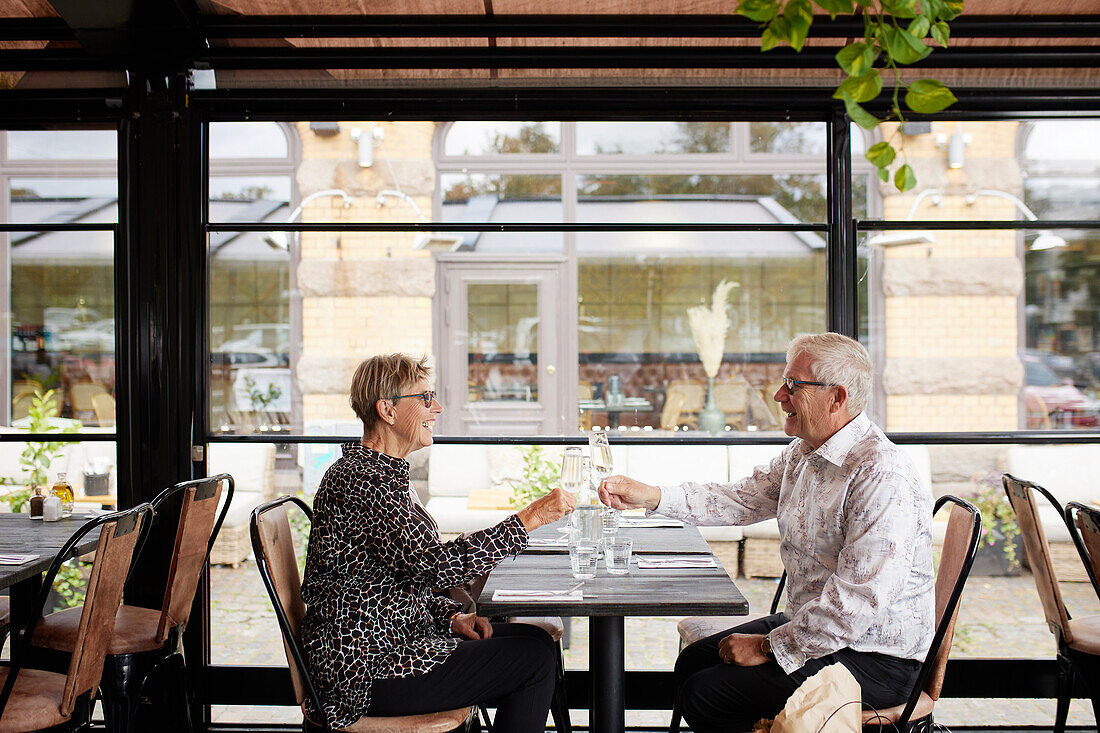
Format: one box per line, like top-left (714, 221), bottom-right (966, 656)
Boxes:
top-left (1023, 351), bottom-right (1100, 428)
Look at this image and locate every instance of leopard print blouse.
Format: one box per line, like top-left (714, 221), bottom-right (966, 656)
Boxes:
top-left (300, 442), bottom-right (528, 729)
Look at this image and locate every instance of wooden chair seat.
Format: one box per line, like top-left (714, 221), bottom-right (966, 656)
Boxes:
top-left (1065, 614), bottom-right (1100, 655)
top-left (0, 666), bottom-right (71, 732)
top-left (32, 606), bottom-right (164, 655)
top-left (305, 706), bottom-right (473, 733)
top-left (861, 691), bottom-right (935, 726)
top-left (510, 616), bottom-right (564, 642)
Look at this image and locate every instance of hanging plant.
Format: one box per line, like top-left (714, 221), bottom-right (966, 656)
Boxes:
top-left (738, 0), bottom-right (962, 191)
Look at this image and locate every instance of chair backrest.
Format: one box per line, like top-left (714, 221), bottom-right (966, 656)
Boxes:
top-left (659, 390), bottom-right (685, 431)
top-left (1003, 473), bottom-right (1073, 643)
top-left (153, 473), bottom-right (235, 641)
top-left (893, 495), bottom-right (981, 728)
top-left (666, 380), bottom-right (705, 413)
top-left (1065, 501), bottom-right (1100, 601)
top-left (714, 377), bottom-right (751, 429)
top-left (91, 392), bottom-right (116, 426)
top-left (0, 503), bottom-right (153, 721)
top-left (70, 383), bottom-right (108, 412)
top-left (251, 495), bottom-right (314, 710)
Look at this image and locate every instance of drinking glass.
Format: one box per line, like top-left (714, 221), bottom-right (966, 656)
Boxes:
top-left (601, 506), bottom-right (621, 537)
top-left (604, 537), bottom-right (633, 575)
top-left (569, 541), bottom-right (599, 579)
top-left (560, 446), bottom-right (584, 495)
top-left (589, 430), bottom-right (613, 482)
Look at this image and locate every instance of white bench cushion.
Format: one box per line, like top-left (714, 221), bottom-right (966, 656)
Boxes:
top-left (1006, 445), bottom-right (1100, 543)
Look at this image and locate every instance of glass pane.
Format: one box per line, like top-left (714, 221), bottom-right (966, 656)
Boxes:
top-left (0, 441), bottom-right (117, 511)
top-left (209, 122), bottom-right (289, 159)
top-left (7, 130), bottom-right (117, 160)
top-left (749, 122), bottom-right (826, 156)
top-left (209, 177), bottom-right (293, 208)
top-left (1024, 176), bottom-right (1100, 221)
top-left (861, 227), bottom-right (1100, 432)
top-left (1023, 120), bottom-right (1100, 161)
top-left (577, 174), bottom-right (827, 223)
top-left (576, 122), bottom-right (731, 155)
top-left (10, 179), bottom-right (119, 223)
top-left (443, 122), bottom-right (561, 156)
top-left (467, 283), bottom-right (538, 404)
top-left (578, 232), bottom-right (825, 433)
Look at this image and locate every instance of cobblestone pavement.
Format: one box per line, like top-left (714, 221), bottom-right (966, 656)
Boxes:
top-left (210, 565), bottom-right (1100, 729)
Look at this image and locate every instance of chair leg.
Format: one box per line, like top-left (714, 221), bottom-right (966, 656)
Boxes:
top-left (1054, 654), bottom-right (1075, 733)
top-left (669, 704), bottom-right (682, 733)
top-left (100, 654), bottom-right (140, 733)
top-left (169, 651), bottom-right (195, 733)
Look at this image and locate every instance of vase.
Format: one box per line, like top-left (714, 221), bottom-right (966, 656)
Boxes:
top-left (697, 376), bottom-right (726, 435)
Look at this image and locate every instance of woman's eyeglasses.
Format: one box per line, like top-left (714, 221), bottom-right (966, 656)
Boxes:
top-left (782, 377), bottom-right (837, 392)
top-left (390, 390), bottom-right (437, 407)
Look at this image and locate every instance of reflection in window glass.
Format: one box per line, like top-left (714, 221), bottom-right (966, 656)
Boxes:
top-left (208, 176), bottom-right (293, 207)
top-left (467, 284), bottom-right (538, 403)
top-left (10, 179), bottom-right (119, 223)
top-left (209, 122), bottom-right (289, 159)
top-left (441, 174), bottom-right (561, 206)
top-left (443, 122), bottom-right (560, 156)
top-left (1023, 121), bottom-right (1100, 161)
top-left (577, 174), bottom-right (827, 223)
top-left (749, 122), bottom-right (826, 156)
top-left (576, 122), bottom-right (731, 155)
top-left (7, 130), bottom-right (117, 160)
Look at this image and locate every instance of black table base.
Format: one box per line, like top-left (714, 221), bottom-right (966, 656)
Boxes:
top-left (592, 616), bottom-right (625, 733)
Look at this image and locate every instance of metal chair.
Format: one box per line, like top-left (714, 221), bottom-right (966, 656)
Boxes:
top-left (0, 503), bottom-right (152, 733)
top-left (0, 598), bottom-right (8, 655)
top-left (859, 494), bottom-right (981, 730)
top-left (1006, 473), bottom-right (1100, 733)
top-left (1036, 491), bottom-right (1100, 733)
top-left (30, 474), bottom-right (234, 733)
top-left (250, 496), bottom-right (475, 732)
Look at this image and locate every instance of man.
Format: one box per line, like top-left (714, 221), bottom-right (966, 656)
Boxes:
top-left (600, 333), bottom-right (933, 732)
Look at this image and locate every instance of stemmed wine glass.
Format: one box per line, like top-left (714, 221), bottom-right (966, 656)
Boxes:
top-left (589, 430), bottom-right (621, 535)
top-left (560, 446), bottom-right (585, 496)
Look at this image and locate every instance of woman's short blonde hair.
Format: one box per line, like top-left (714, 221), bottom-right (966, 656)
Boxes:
top-left (350, 354), bottom-right (431, 435)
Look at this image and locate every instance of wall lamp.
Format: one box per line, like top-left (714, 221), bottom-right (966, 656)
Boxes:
top-left (935, 123), bottom-right (971, 169)
top-left (964, 189), bottom-right (1068, 251)
top-left (265, 189), bottom-right (355, 250)
top-left (350, 126), bottom-right (383, 168)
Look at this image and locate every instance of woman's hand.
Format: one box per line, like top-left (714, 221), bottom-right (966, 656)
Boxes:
top-left (599, 475), bottom-right (661, 512)
top-left (517, 487), bottom-right (576, 532)
top-left (451, 612), bottom-right (493, 640)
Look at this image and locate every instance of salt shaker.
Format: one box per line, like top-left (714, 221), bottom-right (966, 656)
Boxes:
top-left (43, 492), bottom-right (62, 522)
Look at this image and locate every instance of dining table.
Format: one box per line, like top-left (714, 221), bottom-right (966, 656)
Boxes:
top-left (478, 519), bottom-right (748, 733)
top-left (0, 512), bottom-right (101, 658)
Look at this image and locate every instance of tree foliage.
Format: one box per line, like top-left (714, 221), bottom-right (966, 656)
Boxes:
top-left (738, 0), bottom-right (962, 191)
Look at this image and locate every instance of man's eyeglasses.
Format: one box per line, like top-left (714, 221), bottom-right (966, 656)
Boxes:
top-left (782, 377), bottom-right (837, 392)
top-left (390, 390), bottom-right (437, 407)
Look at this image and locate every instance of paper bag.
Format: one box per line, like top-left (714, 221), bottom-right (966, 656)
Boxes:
top-left (771, 663), bottom-right (862, 733)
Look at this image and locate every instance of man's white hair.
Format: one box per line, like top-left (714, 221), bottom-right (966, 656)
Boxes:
top-left (786, 333), bottom-right (872, 414)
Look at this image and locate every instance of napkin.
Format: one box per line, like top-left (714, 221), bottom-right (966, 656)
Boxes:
top-left (0, 553), bottom-right (40, 565)
top-left (620, 517), bottom-right (684, 528)
top-left (492, 589), bottom-right (583, 602)
top-left (635, 557), bottom-right (716, 569)
top-left (527, 537), bottom-right (569, 547)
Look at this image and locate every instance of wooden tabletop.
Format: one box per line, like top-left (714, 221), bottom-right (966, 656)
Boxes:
top-left (480, 524), bottom-right (748, 617)
top-left (0, 513), bottom-right (102, 590)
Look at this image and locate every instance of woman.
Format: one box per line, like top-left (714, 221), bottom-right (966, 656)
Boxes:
top-left (300, 353), bottom-right (575, 732)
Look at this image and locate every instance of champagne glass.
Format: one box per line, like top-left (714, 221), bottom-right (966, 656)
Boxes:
top-left (560, 446), bottom-right (585, 495)
top-left (589, 430), bottom-right (613, 483)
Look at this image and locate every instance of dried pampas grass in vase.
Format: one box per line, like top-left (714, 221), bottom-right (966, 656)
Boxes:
top-left (687, 280), bottom-right (735, 434)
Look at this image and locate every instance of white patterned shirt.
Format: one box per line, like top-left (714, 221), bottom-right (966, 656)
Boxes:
top-left (656, 412), bottom-right (934, 674)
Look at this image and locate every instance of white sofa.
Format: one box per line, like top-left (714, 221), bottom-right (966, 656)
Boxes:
top-left (1005, 444), bottom-right (1100, 545)
top-left (208, 442), bottom-right (277, 566)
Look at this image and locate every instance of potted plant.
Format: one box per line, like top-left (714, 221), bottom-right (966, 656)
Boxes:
top-left (964, 471), bottom-right (1022, 576)
top-left (508, 445), bottom-right (559, 508)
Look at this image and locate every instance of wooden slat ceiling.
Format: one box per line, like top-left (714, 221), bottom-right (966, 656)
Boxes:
top-left (1, 0), bottom-right (1098, 90)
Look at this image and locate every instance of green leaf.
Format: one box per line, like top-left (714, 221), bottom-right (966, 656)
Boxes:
top-left (842, 97), bottom-right (881, 130)
top-left (880, 0), bottom-right (918, 19)
top-left (936, 0), bottom-right (964, 21)
top-left (761, 17), bottom-right (791, 51)
top-left (833, 70), bottom-right (883, 103)
top-left (866, 141), bottom-right (897, 168)
top-left (783, 0), bottom-right (813, 51)
top-left (813, 0), bottom-right (854, 18)
top-left (931, 21), bottom-right (950, 46)
top-left (882, 26), bottom-right (932, 65)
top-left (877, 166), bottom-right (889, 182)
top-left (835, 42), bottom-right (877, 76)
top-left (737, 0), bottom-right (779, 22)
top-left (908, 16), bottom-right (930, 38)
top-left (905, 78), bottom-right (957, 113)
top-left (894, 163), bottom-right (917, 192)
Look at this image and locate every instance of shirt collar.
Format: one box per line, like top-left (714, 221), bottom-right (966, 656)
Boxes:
top-left (807, 411), bottom-right (870, 467)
